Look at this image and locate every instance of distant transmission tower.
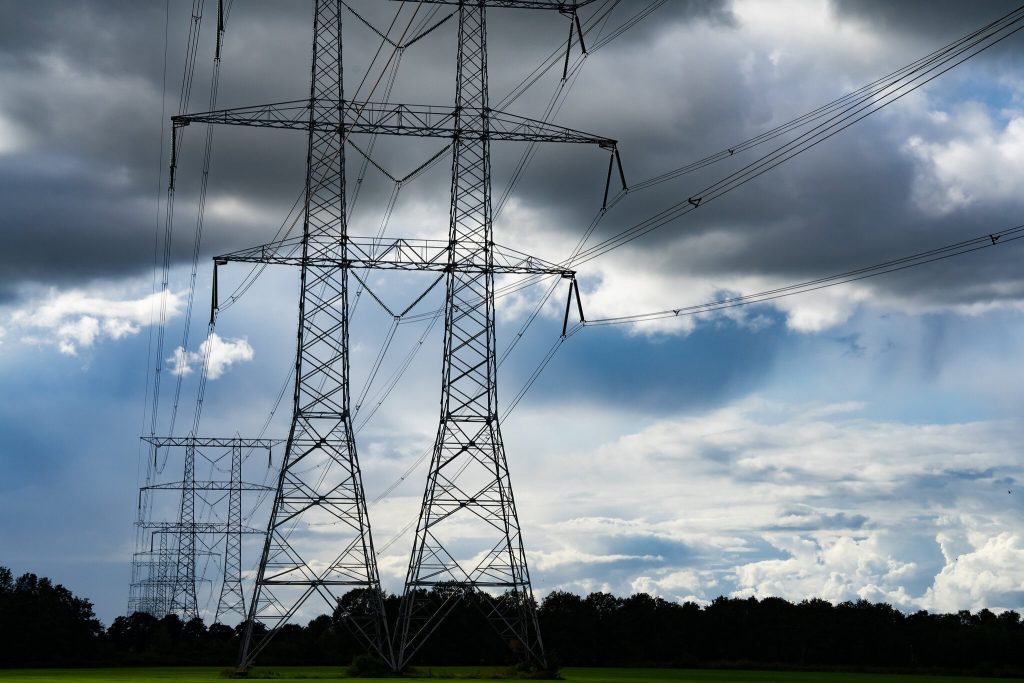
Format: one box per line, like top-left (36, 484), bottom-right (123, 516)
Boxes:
top-left (128, 437), bottom-right (277, 622)
top-left (173, 0), bottom-right (619, 671)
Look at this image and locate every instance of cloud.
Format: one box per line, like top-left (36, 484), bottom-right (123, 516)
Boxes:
top-left (908, 104), bottom-right (1024, 214)
top-left (0, 114), bottom-right (28, 155)
top-left (509, 397), bottom-right (1024, 611)
top-left (923, 529), bottom-right (1024, 613)
top-left (2, 0), bottom-right (1024, 625)
top-left (6, 286), bottom-right (182, 355)
top-left (731, 532), bottom-right (920, 609)
top-left (0, 0), bottom-right (1021, 324)
top-left (168, 332), bottom-right (254, 379)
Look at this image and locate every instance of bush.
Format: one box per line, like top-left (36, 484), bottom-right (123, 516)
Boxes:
top-left (348, 652), bottom-right (392, 677)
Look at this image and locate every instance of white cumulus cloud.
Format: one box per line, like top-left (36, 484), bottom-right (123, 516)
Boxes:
top-left (507, 398), bottom-right (1024, 612)
top-left (6, 286), bottom-right (183, 355)
top-left (169, 332), bottom-right (254, 380)
top-left (923, 530), bottom-right (1024, 613)
top-left (908, 104), bottom-right (1024, 214)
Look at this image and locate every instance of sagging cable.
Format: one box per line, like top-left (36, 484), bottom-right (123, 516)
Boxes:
top-left (403, 11), bottom-right (456, 49)
top-left (347, 138), bottom-right (399, 183)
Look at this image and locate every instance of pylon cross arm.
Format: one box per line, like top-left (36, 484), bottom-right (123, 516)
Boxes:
top-left (143, 481), bottom-right (273, 492)
top-left (213, 235), bottom-right (575, 277)
top-left (387, 0), bottom-right (598, 8)
top-left (173, 99), bottom-right (615, 147)
top-left (143, 436), bottom-right (283, 449)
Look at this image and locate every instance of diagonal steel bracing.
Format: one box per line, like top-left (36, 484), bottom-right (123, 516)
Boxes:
top-left (395, 2), bottom-right (551, 671)
top-left (174, 0), bottom-right (614, 672)
top-left (129, 436), bottom-right (278, 621)
top-left (237, 1), bottom-right (392, 671)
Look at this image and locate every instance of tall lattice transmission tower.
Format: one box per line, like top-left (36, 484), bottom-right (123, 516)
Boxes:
top-left (172, 0), bottom-right (619, 671)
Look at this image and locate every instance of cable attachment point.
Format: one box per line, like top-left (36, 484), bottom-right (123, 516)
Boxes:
top-left (559, 7), bottom-right (586, 81)
top-left (991, 234), bottom-right (1001, 245)
top-left (688, 196), bottom-right (702, 208)
top-left (215, 0), bottom-right (225, 61)
top-left (561, 274), bottom-right (585, 338)
top-left (601, 145), bottom-right (627, 211)
top-left (169, 125), bottom-right (180, 191)
top-left (210, 260), bottom-right (221, 326)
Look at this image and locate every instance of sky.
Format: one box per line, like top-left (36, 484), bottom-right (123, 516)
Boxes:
top-left (2, 0), bottom-right (1024, 627)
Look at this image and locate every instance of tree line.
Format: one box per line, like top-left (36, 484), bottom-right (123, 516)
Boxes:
top-left (2, 566), bottom-right (1023, 674)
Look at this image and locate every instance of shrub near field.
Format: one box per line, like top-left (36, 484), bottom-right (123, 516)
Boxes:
top-left (4, 567), bottom-right (1024, 674)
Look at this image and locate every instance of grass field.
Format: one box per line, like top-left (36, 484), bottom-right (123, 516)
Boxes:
top-left (0, 668), bottom-right (1018, 683)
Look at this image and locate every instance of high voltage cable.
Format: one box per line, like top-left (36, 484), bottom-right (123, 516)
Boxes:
top-left (425, 0), bottom-right (1024, 318)
top-left (383, 6), bottom-right (1024, 551)
top-left (221, 0), bottom-right (634, 463)
top-left (132, 0), bottom-right (174, 612)
top-left (496, 0), bottom-right (622, 109)
top-left (358, 2), bottom-right (1024, 483)
top-left (149, 0), bottom-right (205, 444)
top-left (359, 1), bottom-right (667, 515)
top-left (376, 220), bottom-right (1024, 553)
top-left (231, 4), bottom-right (427, 529)
top-left (462, 4), bottom-right (1024, 312)
top-left (137, 0), bottom-right (212, 619)
top-left (568, 11), bottom-right (1024, 267)
top-left (619, 5), bottom-right (1024, 197)
top-left (171, 12), bottom-right (229, 436)
top-left (583, 223), bottom-right (1024, 326)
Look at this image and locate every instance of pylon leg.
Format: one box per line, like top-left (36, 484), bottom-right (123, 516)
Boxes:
top-left (239, 1), bottom-right (391, 671)
top-left (395, 4), bottom-right (545, 671)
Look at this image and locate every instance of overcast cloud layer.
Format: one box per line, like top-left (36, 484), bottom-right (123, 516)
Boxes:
top-left (2, 0), bottom-right (1024, 625)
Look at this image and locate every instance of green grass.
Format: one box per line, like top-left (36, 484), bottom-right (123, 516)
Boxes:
top-left (0, 668), bottom-right (1019, 683)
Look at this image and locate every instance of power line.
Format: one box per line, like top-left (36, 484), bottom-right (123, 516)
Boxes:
top-left (438, 4), bottom-right (1024, 317)
top-left (568, 9), bottom-right (1024, 267)
top-left (583, 223), bottom-right (1024, 327)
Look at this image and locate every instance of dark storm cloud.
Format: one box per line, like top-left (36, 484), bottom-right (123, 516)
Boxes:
top-left (831, 0), bottom-right (1023, 41)
top-left (2, 0), bottom-right (1023, 314)
top-left (496, 2), bottom-right (1024, 312)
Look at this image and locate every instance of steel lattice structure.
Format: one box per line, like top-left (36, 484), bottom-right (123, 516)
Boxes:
top-left (128, 437), bottom-right (277, 622)
top-left (217, 439), bottom-right (247, 623)
top-left (172, 0), bottom-right (615, 672)
top-left (234, 1), bottom-right (394, 670)
top-left (390, 1), bottom-right (613, 670)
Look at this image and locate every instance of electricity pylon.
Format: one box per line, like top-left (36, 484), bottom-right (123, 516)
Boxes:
top-left (389, 1), bottom-right (606, 669)
top-left (128, 436), bottom-right (277, 621)
top-left (173, 0), bottom-right (618, 671)
top-left (215, 438), bottom-right (247, 623)
top-left (235, 1), bottom-right (394, 670)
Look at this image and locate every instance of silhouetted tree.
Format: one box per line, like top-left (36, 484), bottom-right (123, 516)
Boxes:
top-left (0, 567), bottom-right (103, 666)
